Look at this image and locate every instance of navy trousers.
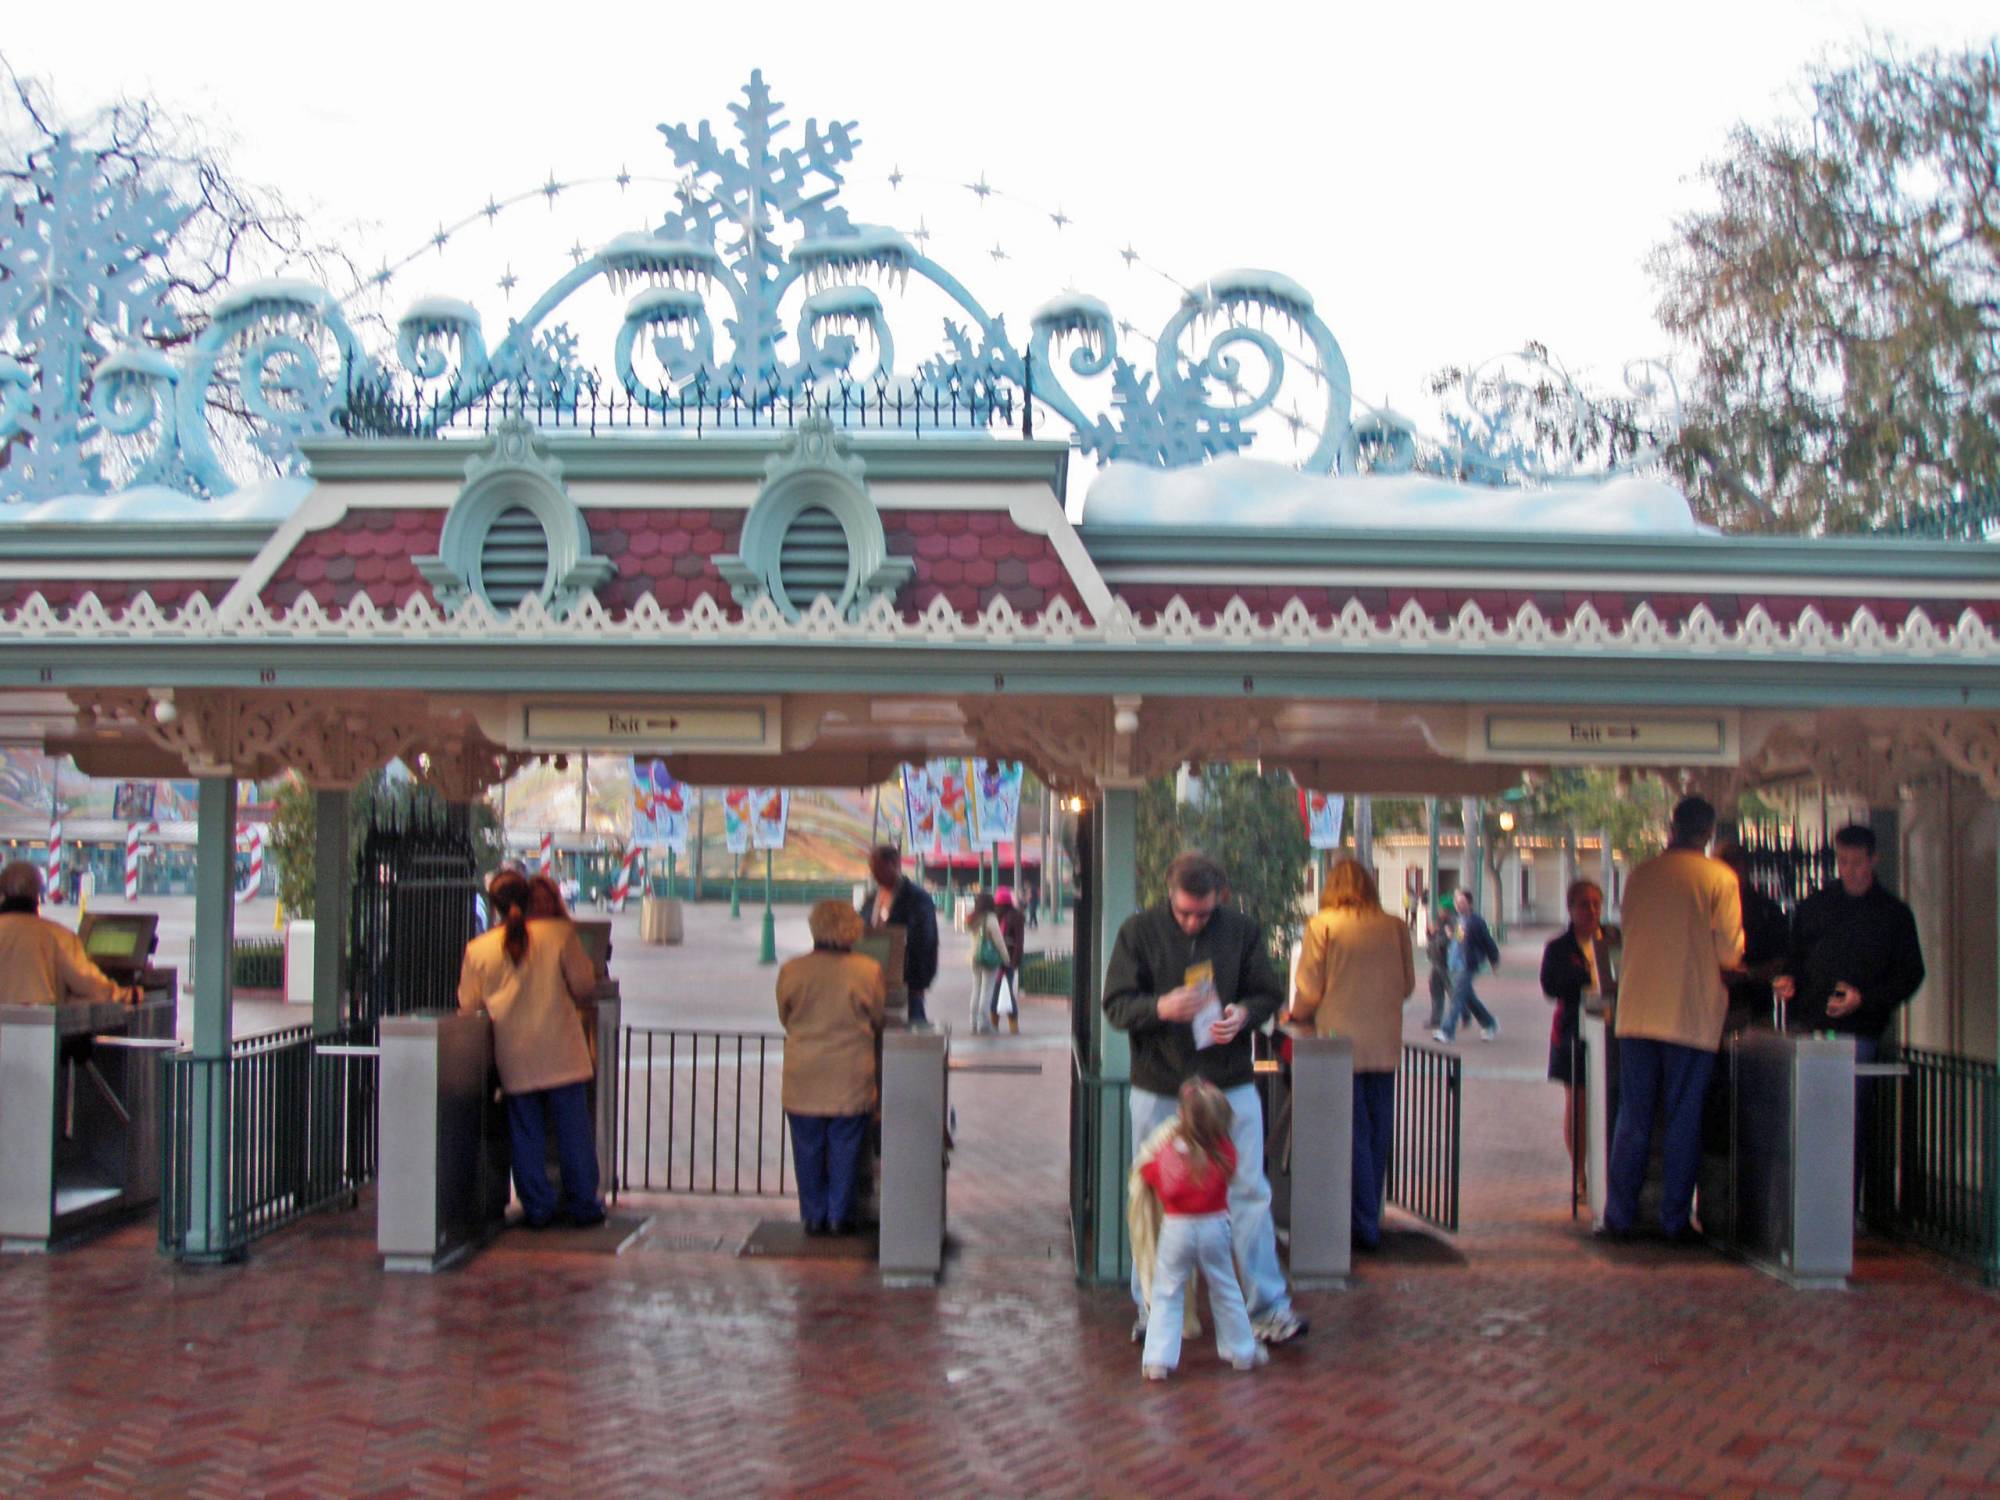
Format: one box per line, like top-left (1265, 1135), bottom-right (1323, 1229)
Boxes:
top-left (1352, 1072), bottom-right (1396, 1249)
top-left (789, 1112), bottom-right (869, 1230)
top-left (505, 1081), bottom-right (602, 1226)
top-left (1604, 1037), bottom-right (1715, 1236)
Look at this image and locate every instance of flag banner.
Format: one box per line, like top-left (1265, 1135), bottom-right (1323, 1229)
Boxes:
top-left (968, 760), bottom-right (1024, 848)
top-left (723, 788), bottom-right (754, 854)
top-left (113, 781), bottom-right (157, 822)
top-left (630, 758), bottom-right (690, 852)
top-left (900, 763), bottom-right (940, 856)
top-left (750, 789), bottom-right (789, 851)
top-left (933, 759), bottom-right (971, 855)
top-left (1303, 791), bottom-right (1346, 850)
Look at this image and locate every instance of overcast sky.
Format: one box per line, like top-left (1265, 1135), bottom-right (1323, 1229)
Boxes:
top-left (8, 0), bottom-right (1997, 444)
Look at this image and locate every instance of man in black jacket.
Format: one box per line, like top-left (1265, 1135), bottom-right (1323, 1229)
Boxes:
top-left (1773, 823), bottom-right (1924, 1201)
top-left (861, 845), bottom-right (940, 1025)
top-left (1102, 851), bottom-right (1306, 1345)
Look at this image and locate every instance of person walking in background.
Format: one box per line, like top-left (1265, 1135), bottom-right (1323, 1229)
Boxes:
top-left (776, 901), bottom-right (888, 1236)
top-left (1288, 858), bottom-right (1415, 1250)
top-left (1103, 850), bottom-right (1307, 1347)
top-left (457, 869), bottom-right (604, 1230)
top-left (996, 886), bottom-right (1027, 1034)
top-left (1540, 879), bottom-right (1619, 1168)
top-left (966, 890), bottom-right (1010, 1035)
top-left (861, 843), bottom-right (939, 1026)
top-left (1435, 888), bottom-right (1500, 1043)
top-left (1601, 797), bottom-right (1743, 1242)
top-left (1133, 1080), bottom-right (1267, 1380)
top-left (1424, 897), bottom-right (1455, 1032)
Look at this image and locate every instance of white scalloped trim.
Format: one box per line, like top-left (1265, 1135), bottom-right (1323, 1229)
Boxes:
top-left (3, 589), bottom-right (1997, 660)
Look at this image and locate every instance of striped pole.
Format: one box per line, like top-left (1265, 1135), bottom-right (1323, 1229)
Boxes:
top-left (124, 821), bottom-right (158, 900)
top-left (539, 831), bottom-right (555, 876)
top-left (46, 817), bottom-right (63, 901)
top-left (610, 845), bottom-right (642, 911)
top-left (235, 822), bottom-right (265, 905)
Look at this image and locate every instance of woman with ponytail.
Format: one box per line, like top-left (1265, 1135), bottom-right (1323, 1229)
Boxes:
top-left (458, 868), bottom-right (605, 1228)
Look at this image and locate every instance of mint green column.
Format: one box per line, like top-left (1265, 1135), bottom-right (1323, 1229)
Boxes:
top-left (758, 851), bottom-right (776, 964)
top-left (312, 789), bottom-right (349, 1037)
top-left (186, 776), bottom-right (237, 1259)
top-left (1089, 784), bottom-right (1140, 1283)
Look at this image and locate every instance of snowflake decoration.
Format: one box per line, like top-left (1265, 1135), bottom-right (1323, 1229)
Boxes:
top-left (0, 134), bottom-right (190, 500)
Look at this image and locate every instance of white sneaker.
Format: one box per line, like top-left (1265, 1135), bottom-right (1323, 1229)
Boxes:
top-left (1231, 1345), bottom-right (1272, 1371)
top-left (1252, 1309), bottom-right (1308, 1345)
top-left (1481, 1025), bottom-right (1499, 1042)
top-left (1142, 1364), bottom-right (1171, 1381)
top-left (1431, 1030), bottom-right (1450, 1043)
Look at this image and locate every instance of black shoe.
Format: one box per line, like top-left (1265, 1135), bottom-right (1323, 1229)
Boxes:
top-left (1661, 1226), bottom-right (1706, 1247)
top-left (1592, 1224), bottom-right (1634, 1243)
top-left (564, 1207), bottom-right (607, 1230)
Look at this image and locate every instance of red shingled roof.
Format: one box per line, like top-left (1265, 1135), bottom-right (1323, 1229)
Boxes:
top-left (0, 578), bottom-right (226, 611)
top-left (260, 508), bottom-right (441, 612)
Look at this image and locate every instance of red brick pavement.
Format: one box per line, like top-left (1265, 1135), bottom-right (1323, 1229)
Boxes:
top-left (3, 944), bottom-right (1998, 1498)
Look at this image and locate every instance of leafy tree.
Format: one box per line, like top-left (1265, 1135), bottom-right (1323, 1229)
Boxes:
top-left (1136, 763), bottom-right (1312, 961)
top-left (1652, 44), bottom-right (2000, 534)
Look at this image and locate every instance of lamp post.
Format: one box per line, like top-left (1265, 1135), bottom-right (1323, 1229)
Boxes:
top-left (1493, 808), bottom-right (1518, 941)
top-left (758, 849), bottom-right (776, 964)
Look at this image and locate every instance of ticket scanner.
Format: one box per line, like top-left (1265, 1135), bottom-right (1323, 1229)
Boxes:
top-left (0, 911), bottom-right (177, 1251)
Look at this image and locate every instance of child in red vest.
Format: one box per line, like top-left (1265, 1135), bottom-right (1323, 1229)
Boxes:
top-left (1136, 1079), bottom-right (1268, 1379)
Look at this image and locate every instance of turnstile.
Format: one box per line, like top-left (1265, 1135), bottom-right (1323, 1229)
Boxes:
top-left (1717, 1030), bottom-right (1856, 1288)
top-left (0, 984), bottom-right (177, 1251)
top-left (878, 1029), bottom-right (948, 1286)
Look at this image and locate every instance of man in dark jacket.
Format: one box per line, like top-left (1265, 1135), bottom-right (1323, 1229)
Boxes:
top-left (1102, 850), bottom-right (1306, 1346)
top-left (861, 845), bottom-right (940, 1025)
top-left (1773, 824), bottom-right (1924, 1202)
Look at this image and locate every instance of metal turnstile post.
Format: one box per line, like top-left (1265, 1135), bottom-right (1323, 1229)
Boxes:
top-left (1727, 1030), bottom-right (1855, 1289)
top-left (377, 1011), bottom-right (507, 1272)
top-left (1288, 1036), bottom-right (1353, 1289)
top-left (878, 1030), bottom-right (948, 1287)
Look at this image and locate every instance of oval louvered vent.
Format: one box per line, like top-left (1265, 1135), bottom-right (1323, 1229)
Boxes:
top-left (778, 506), bottom-right (851, 613)
top-left (479, 505), bottom-right (551, 611)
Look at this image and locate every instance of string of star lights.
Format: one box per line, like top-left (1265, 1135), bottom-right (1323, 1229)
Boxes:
top-left (337, 152), bottom-right (1347, 453)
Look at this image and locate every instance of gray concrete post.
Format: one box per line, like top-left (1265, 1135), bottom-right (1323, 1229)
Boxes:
top-left (879, 1029), bottom-right (948, 1286)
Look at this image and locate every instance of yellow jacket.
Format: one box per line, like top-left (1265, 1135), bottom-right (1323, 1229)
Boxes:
top-left (1614, 848), bottom-right (1744, 1050)
top-left (458, 918), bottom-right (596, 1095)
top-left (0, 912), bottom-right (123, 1007)
top-left (1291, 906), bottom-right (1416, 1072)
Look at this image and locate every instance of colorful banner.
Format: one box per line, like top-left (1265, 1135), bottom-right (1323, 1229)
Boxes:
top-left (749, 789), bottom-right (789, 851)
top-left (933, 759), bottom-right (971, 855)
top-left (630, 758), bottom-right (690, 852)
top-left (1303, 791), bottom-right (1346, 850)
top-left (899, 763), bottom-right (939, 856)
top-left (723, 788), bottom-right (754, 854)
top-left (968, 760), bottom-right (1024, 848)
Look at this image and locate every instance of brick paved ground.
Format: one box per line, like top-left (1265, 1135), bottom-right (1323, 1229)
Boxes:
top-left (4, 915), bottom-right (1997, 1497)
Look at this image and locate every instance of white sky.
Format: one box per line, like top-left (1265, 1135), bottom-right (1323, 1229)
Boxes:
top-left (7, 0), bottom-right (1997, 445)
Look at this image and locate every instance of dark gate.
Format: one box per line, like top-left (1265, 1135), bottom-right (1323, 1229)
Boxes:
top-left (350, 808), bottom-right (482, 1026)
top-left (1389, 1041), bottom-right (1461, 1232)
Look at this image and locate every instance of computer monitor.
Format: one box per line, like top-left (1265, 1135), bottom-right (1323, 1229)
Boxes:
top-left (571, 920), bottom-right (612, 979)
top-left (77, 912), bottom-right (159, 980)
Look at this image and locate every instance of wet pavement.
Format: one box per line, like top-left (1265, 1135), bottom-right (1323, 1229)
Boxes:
top-left (4, 905), bottom-right (1997, 1496)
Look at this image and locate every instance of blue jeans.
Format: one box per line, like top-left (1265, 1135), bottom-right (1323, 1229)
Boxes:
top-left (1129, 1083), bottom-right (1293, 1324)
top-left (1141, 1213), bottom-right (1257, 1372)
top-left (1439, 965), bottom-right (1495, 1040)
top-left (1353, 1072), bottom-right (1396, 1249)
top-left (789, 1112), bottom-right (869, 1230)
top-left (1604, 1037), bottom-right (1715, 1235)
top-left (505, 1081), bottom-right (602, 1226)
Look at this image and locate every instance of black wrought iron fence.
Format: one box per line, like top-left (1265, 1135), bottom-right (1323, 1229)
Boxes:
top-left (618, 1027), bottom-right (791, 1196)
top-left (1069, 1047), bottom-right (1132, 1284)
top-left (159, 1021), bottom-right (377, 1260)
top-left (336, 372), bottom-right (1019, 442)
top-left (1733, 822), bottom-right (1839, 911)
top-left (350, 813), bottom-right (480, 1028)
top-left (1865, 1046), bottom-right (1997, 1282)
top-left (1389, 1041), bottom-right (1462, 1232)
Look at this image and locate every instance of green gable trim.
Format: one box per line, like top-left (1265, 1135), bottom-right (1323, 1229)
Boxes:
top-left (1078, 525), bottom-right (2000, 585)
top-left (0, 521), bottom-right (279, 562)
top-left (298, 433), bottom-right (1071, 491)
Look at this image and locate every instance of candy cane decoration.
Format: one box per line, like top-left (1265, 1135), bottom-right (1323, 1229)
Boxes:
top-left (539, 831), bottom-right (555, 876)
top-left (124, 821), bottom-right (158, 901)
top-left (46, 817), bottom-right (63, 898)
top-left (610, 845), bottom-right (643, 911)
top-left (235, 822), bottom-right (266, 905)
